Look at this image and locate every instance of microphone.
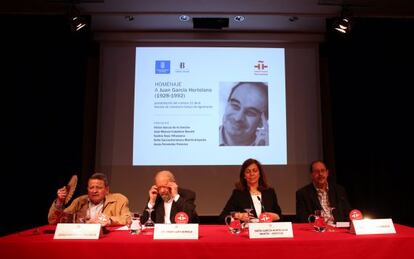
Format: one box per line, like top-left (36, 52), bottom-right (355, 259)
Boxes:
top-left (257, 196), bottom-right (265, 212)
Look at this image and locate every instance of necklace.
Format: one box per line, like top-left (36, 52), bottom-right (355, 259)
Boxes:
top-left (250, 190), bottom-right (260, 195)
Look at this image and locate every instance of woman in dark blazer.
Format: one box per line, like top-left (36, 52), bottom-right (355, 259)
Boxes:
top-left (219, 158), bottom-right (282, 223)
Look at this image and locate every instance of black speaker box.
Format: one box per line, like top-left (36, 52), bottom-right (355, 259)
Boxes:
top-left (192, 17), bottom-right (229, 29)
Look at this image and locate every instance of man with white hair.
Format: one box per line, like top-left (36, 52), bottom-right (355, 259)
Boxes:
top-left (141, 170), bottom-right (199, 223)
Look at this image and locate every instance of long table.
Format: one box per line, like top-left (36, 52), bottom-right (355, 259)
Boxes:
top-left (1, 223), bottom-right (414, 258)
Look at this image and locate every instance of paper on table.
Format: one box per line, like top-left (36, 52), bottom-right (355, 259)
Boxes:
top-left (115, 225), bottom-right (129, 230)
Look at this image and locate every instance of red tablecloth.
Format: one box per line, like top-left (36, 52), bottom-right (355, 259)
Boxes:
top-left (1, 223), bottom-right (414, 259)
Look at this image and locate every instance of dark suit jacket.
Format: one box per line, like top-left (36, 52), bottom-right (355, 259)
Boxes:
top-left (219, 188), bottom-right (282, 223)
top-left (141, 188), bottom-right (199, 223)
top-left (296, 183), bottom-right (352, 223)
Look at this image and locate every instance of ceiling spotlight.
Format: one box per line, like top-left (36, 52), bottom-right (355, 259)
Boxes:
top-left (125, 15), bottom-right (134, 22)
top-left (234, 16), bottom-right (245, 22)
top-left (179, 15), bottom-right (190, 22)
top-left (71, 16), bottom-right (87, 32)
top-left (334, 6), bottom-right (352, 34)
top-left (289, 16), bottom-right (298, 22)
top-left (68, 4), bottom-right (88, 32)
top-left (334, 17), bottom-right (350, 33)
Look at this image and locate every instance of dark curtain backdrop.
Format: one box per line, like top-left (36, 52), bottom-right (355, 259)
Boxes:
top-left (1, 15), bottom-right (97, 236)
top-left (322, 18), bottom-right (414, 227)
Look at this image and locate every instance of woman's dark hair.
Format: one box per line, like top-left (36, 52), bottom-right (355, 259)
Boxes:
top-left (235, 158), bottom-right (269, 191)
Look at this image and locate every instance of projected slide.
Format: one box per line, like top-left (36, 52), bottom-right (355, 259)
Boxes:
top-left (133, 47), bottom-right (286, 165)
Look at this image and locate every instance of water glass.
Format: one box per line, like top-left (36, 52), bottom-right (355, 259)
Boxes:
top-left (308, 210), bottom-right (327, 232)
top-left (130, 212), bottom-right (142, 235)
top-left (225, 211), bottom-right (242, 234)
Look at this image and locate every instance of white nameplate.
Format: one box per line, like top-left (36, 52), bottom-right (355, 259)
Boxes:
top-left (153, 224), bottom-right (199, 240)
top-left (336, 221), bottom-right (350, 228)
top-left (351, 219), bottom-right (396, 235)
top-left (54, 223), bottom-right (101, 239)
top-left (248, 222), bottom-right (294, 239)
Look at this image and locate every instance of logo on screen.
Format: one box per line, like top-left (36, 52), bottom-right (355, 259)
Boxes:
top-left (254, 60), bottom-right (268, 75)
top-left (155, 60), bottom-right (171, 74)
top-left (175, 61), bottom-right (190, 73)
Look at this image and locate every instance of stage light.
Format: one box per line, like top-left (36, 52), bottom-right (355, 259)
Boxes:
top-left (334, 17), bottom-right (350, 33)
top-left (234, 16), bottom-right (245, 22)
top-left (179, 15), bottom-right (190, 22)
top-left (125, 15), bottom-right (135, 22)
top-left (71, 16), bottom-right (87, 31)
top-left (334, 7), bottom-right (352, 34)
top-left (67, 4), bottom-right (89, 32)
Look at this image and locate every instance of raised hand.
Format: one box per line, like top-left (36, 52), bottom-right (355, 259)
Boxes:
top-left (57, 186), bottom-right (68, 203)
top-left (148, 185), bottom-right (158, 205)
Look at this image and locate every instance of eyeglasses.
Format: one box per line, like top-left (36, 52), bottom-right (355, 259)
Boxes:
top-left (312, 168), bottom-right (327, 174)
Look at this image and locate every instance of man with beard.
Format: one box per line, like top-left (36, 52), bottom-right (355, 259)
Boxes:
top-left (219, 82), bottom-right (269, 146)
top-left (141, 170), bottom-right (199, 224)
top-left (296, 160), bottom-right (352, 223)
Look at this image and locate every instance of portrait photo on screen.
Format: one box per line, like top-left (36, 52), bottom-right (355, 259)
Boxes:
top-left (219, 81), bottom-right (269, 146)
